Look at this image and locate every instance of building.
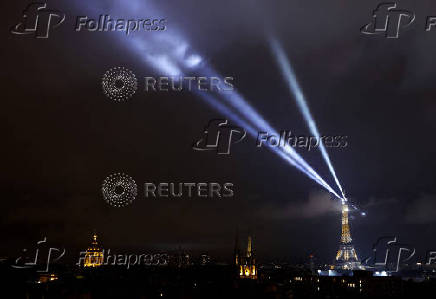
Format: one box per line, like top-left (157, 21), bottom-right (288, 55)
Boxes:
top-left (84, 233), bottom-right (104, 267)
top-left (235, 234), bottom-right (257, 279)
top-left (37, 273), bottom-right (58, 283)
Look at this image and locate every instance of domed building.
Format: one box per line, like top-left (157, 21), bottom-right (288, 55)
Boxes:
top-left (84, 233), bottom-right (104, 267)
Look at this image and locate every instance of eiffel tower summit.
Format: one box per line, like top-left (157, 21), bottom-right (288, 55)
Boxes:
top-left (335, 193), bottom-right (363, 270)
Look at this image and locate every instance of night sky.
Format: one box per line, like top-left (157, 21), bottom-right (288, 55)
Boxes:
top-left (2, 0), bottom-right (436, 263)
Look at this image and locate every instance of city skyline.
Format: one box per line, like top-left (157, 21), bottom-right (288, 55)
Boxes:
top-left (2, 2), bottom-right (436, 298)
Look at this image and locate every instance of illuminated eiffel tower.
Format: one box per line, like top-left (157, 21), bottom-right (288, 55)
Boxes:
top-left (335, 197), bottom-right (362, 270)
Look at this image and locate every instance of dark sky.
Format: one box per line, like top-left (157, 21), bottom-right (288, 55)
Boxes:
top-left (1, 0), bottom-right (436, 264)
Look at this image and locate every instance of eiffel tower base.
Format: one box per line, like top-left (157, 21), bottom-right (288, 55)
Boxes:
top-left (335, 244), bottom-right (362, 270)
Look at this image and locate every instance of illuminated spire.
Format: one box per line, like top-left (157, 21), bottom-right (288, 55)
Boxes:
top-left (92, 233), bottom-right (98, 245)
top-left (234, 228), bottom-right (240, 266)
top-left (247, 236), bottom-right (252, 258)
top-left (238, 234), bottom-right (257, 280)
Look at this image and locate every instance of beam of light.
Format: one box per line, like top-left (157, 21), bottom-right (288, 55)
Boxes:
top-left (76, 1), bottom-right (342, 199)
top-left (196, 73), bottom-right (342, 198)
top-left (198, 91), bottom-right (341, 198)
top-left (270, 37), bottom-right (346, 200)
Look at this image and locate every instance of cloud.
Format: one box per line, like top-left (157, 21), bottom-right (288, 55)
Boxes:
top-left (363, 197), bottom-right (398, 208)
top-left (260, 190), bottom-right (341, 220)
top-left (405, 194), bottom-right (436, 224)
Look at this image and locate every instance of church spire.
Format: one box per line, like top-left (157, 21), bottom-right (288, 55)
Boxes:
top-left (247, 236), bottom-right (252, 258)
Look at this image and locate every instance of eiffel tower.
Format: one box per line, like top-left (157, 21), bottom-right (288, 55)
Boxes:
top-left (335, 199), bottom-right (362, 270)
